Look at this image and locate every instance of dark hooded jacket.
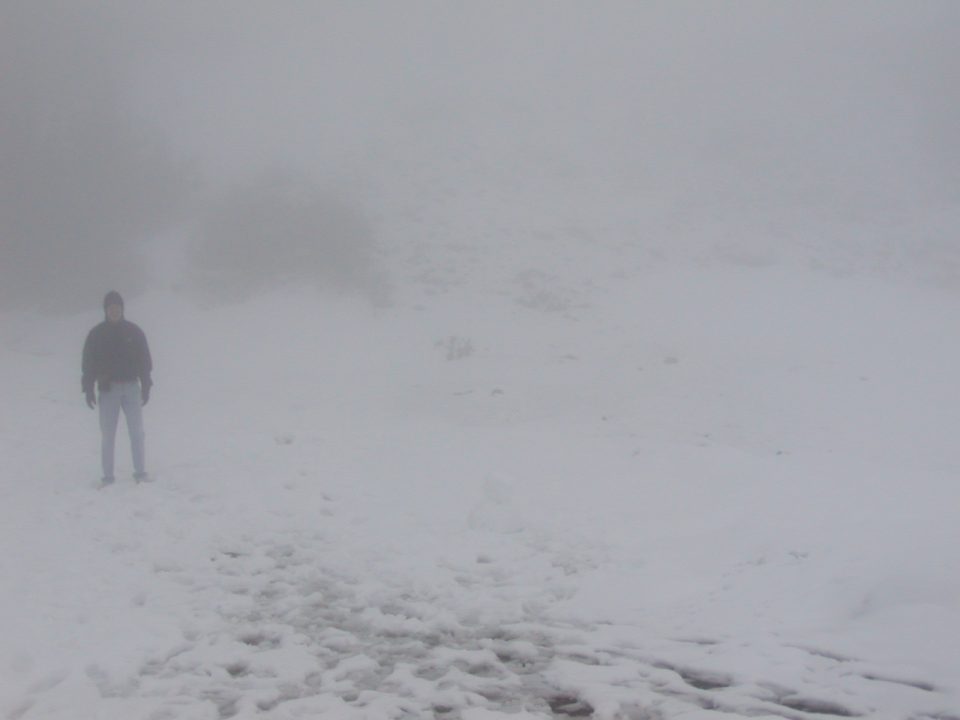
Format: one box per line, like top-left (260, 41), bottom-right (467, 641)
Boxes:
top-left (81, 294), bottom-right (152, 394)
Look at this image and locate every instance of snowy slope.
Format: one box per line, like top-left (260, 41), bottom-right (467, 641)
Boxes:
top-left (2, 262), bottom-right (959, 719)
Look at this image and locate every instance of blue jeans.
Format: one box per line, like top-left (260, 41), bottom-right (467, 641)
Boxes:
top-left (99, 381), bottom-right (145, 479)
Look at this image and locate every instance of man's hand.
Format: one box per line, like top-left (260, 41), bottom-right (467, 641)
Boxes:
top-left (141, 385), bottom-right (150, 406)
top-left (85, 389), bottom-right (96, 409)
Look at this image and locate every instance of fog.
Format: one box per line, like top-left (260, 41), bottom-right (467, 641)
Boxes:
top-left (3, 1), bottom-right (959, 310)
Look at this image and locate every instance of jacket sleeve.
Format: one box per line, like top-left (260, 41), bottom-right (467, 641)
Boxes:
top-left (81, 328), bottom-right (96, 393)
top-left (138, 327), bottom-right (153, 388)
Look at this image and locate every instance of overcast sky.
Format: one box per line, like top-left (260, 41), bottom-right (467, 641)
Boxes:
top-left (126, 2), bottom-right (959, 201)
top-left (3, 1), bottom-right (959, 306)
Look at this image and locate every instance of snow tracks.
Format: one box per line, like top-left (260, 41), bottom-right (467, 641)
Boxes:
top-left (6, 479), bottom-right (957, 720)
top-left (124, 531), bottom-right (959, 720)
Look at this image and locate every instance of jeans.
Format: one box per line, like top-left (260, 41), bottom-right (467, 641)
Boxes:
top-left (99, 381), bottom-right (145, 479)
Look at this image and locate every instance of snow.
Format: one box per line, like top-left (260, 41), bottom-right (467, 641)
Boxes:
top-left (2, 262), bottom-right (959, 719)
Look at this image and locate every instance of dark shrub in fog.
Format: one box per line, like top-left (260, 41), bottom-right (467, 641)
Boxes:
top-left (188, 173), bottom-right (387, 304)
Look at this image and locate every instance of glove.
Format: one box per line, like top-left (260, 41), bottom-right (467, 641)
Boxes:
top-left (85, 389), bottom-right (96, 409)
top-left (141, 384), bottom-right (150, 406)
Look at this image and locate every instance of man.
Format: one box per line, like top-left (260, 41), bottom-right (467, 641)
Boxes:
top-left (82, 291), bottom-right (153, 486)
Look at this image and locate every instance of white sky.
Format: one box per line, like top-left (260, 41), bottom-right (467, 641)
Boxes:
top-left (2, 1), bottom-right (959, 307)
top-left (124, 2), bottom-right (959, 202)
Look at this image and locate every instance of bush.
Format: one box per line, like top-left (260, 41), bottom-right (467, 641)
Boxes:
top-left (188, 173), bottom-right (386, 303)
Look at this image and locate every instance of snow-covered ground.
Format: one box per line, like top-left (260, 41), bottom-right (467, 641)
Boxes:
top-left (2, 258), bottom-right (959, 719)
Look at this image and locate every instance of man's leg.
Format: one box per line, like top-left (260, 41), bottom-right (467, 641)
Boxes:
top-left (121, 382), bottom-right (147, 479)
top-left (99, 385), bottom-right (122, 481)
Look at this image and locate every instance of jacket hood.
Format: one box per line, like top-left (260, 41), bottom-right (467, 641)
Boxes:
top-left (103, 291), bottom-right (124, 318)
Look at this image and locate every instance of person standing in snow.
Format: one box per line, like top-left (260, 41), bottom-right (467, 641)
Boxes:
top-left (82, 291), bottom-right (153, 486)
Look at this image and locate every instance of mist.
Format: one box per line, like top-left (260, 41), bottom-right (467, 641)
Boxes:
top-left (1, 1), bottom-right (185, 310)
top-left (3, 1), bottom-right (959, 310)
top-left (5, 5), bottom-right (960, 712)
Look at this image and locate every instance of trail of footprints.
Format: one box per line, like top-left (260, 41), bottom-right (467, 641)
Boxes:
top-left (79, 534), bottom-right (956, 719)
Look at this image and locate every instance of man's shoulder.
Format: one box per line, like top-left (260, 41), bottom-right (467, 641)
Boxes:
top-left (119, 320), bottom-right (149, 342)
top-left (123, 319), bottom-right (146, 334)
top-left (87, 321), bottom-right (109, 336)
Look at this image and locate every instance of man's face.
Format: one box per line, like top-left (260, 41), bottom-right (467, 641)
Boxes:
top-left (106, 304), bottom-right (123, 323)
